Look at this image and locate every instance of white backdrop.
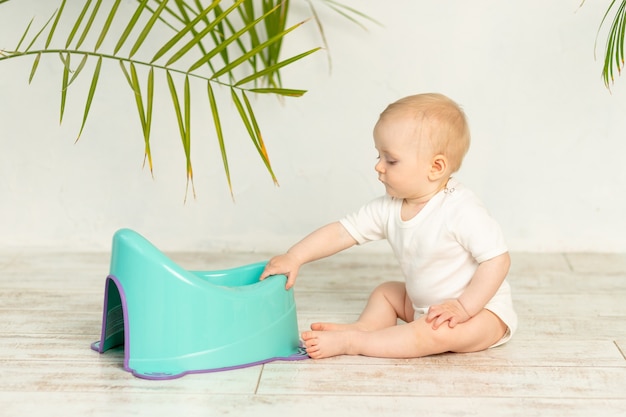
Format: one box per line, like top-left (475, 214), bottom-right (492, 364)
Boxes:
top-left (1, 1), bottom-right (625, 253)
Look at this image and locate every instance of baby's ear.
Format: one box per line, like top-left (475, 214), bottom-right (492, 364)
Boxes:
top-left (429, 154), bottom-right (448, 180)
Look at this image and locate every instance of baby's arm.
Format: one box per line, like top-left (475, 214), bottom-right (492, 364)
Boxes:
top-left (259, 221), bottom-right (357, 289)
top-left (427, 252), bottom-right (511, 329)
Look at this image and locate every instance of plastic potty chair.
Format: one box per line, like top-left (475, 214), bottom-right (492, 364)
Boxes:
top-left (91, 228), bottom-right (307, 380)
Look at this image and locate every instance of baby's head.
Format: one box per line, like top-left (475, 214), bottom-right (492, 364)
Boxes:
top-left (376, 93), bottom-right (471, 174)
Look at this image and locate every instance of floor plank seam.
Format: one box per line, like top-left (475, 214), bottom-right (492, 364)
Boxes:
top-left (614, 341), bottom-right (626, 361)
top-left (264, 361), bottom-right (626, 373)
top-left (562, 253), bottom-right (575, 272)
top-left (247, 393), bottom-right (626, 400)
top-left (254, 365), bottom-right (265, 395)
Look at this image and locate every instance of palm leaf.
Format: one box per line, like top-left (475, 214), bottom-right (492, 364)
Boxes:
top-left (162, 0), bottom-right (223, 75)
top-left (150, 0), bottom-right (221, 63)
top-left (126, 62), bottom-right (154, 174)
top-left (161, 0), bottom-right (243, 66)
top-left (211, 18), bottom-right (309, 80)
top-left (94, 0), bottom-right (122, 52)
top-left (242, 89), bottom-right (278, 185)
top-left (166, 70), bottom-right (195, 200)
top-left (259, 0), bottom-right (289, 86)
top-left (235, 46), bottom-right (321, 86)
top-left (617, 4), bottom-right (626, 71)
top-left (66, 0), bottom-right (93, 48)
top-left (597, 0), bottom-right (626, 87)
top-left (208, 3), bottom-right (239, 79)
top-left (68, 54), bottom-right (89, 87)
top-left (15, 18), bottom-right (35, 51)
top-left (605, 2), bottom-right (622, 84)
top-left (166, 71), bottom-right (186, 148)
top-left (220, 0), bottom-right (288, 86)
top-left (138, 1), bottom-right (180, 32)
top-left (230, 88), bottom-right (278, 185)
top-left (75, 0), bottom-right (103, 50)
top-left (184, 75), bottom-right (195, 199)
top-left (145, 67), bottom-right (154, 172)
top-left (45, 0), bottom-right (67, 49)
top-left (162, 1), bottom-right (241, 67)
top-left (187, 2), bottom-right (283, 72)
top-left (25, 11), bottom-right (58, 53)
top-left (237, 0), bottom-right (263, 71)
top-left (129, 0), bottom-right (170, 59)
top-left (118, 60), bottom-right (134, 88)
top-left (114, 0), bottom-right (150, 54)
top-left (207, 81), bottom-right (233, 198)
top-left (59, 52), bottom-right (70, 123)
top-left (28, 52), bottom-right (41, 84)
top-left (76, 55), bottom-right (102, 141)
top-left (129, 63), bottom-right (147, 130)
top-left (247, 87), bottom-right (306, 97)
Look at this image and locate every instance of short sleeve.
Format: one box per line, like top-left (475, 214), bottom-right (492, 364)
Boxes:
top-left (339, 196), bottom-right (392, 244)
top-left (447, 194), bottom-right (508, 263)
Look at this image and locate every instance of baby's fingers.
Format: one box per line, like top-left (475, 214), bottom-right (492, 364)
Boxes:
top-left (426, 307), bottom-right (451, 330)
top-left (432, 314), bottom-right (451, 330)
top-left (260, 256), bottom-right (284, 280)
top-left (426, 305), bottom-right (444, 323)
top-left (259, 264), bottom-right (274, 281)
top-left (284, 273), bottom-right (297, 290)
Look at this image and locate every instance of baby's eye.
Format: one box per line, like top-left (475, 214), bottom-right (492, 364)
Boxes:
top-left (375, 152), bottom-right (397, 165)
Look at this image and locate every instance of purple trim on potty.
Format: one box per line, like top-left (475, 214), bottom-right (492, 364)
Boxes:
top-left (90, 275), bottom-right (131, 373)
top-left (134, 348), bottom-right (309, 380)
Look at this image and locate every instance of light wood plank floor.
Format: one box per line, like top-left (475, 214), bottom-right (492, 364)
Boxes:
top-left (1, 249), bottom-right (625, 416)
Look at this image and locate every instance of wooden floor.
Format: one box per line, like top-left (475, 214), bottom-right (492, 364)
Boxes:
top-left (1, 249), bottom-right (625, 416)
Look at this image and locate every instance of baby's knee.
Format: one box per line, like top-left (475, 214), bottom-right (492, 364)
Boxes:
top-left (410, 319), bottom-right (458, 354)
top-left (373, 281), bottom-right (405, 295)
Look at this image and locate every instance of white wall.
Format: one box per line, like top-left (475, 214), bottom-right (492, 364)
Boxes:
top-left (1, 1), bottom-right (625, 253)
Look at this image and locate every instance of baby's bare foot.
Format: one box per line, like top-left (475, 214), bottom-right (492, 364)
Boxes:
top-left (311, 322), bottom-right (349, 331)
top-left (301, 330), bottom-right (355, 359)
top-left (310, 322), bottom-right (368, 332)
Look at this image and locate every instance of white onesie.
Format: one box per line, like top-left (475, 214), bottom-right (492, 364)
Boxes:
top-left (339, 178), bottom-right (517, 346)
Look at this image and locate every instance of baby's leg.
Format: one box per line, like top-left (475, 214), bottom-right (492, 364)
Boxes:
top-left (311, 281), bottom-right (414, 332)
top-left (302, 308), bottom-right (507, 359)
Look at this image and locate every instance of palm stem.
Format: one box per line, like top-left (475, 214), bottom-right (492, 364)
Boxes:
top-left (0, 48), bottom-right (293, 93)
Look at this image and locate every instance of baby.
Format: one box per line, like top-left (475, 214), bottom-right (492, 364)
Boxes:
top-left (260, 93), bottom-right (517, 359)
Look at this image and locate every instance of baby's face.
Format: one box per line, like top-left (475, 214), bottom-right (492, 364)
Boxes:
top-left (373, 115), bottom-right (440, 202)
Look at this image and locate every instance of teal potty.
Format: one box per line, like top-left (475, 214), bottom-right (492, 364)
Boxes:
top-left (91, 228), bottom-right (307, 379)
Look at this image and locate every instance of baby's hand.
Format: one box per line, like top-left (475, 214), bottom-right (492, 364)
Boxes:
top-left (426, 299), bottom-right (471, 330)
top-left (259, 253), bottom-right (301, 290)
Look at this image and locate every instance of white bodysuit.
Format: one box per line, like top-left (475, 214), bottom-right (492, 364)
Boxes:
top-left (339, 178), bottom-right (517, 346)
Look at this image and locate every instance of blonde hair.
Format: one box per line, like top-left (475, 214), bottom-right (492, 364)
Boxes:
top-left (379, 93), bottom-right (471, 173)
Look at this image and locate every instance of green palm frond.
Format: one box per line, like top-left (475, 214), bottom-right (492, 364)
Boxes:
top-left (595, 0), bottom-right (626, 88)
top-left (0, 0), bottom-right (376, 197)
top-left (0, 0), bottom-right (320, 198)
